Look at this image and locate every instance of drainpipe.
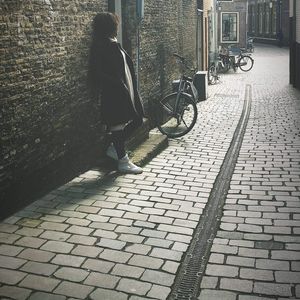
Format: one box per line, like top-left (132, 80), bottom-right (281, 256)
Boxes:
top-left (136, 0), bottom-right (144, 90)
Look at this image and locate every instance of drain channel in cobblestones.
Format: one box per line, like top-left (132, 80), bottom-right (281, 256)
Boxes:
top-left (168, 85), bottom-right (252, 300)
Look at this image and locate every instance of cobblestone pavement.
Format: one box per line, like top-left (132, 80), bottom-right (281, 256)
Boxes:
top-left (0, 45), bottom-right (300, 300)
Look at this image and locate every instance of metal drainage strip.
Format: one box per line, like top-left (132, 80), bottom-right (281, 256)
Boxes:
top-left (168, 85), bottom-right (252, 300)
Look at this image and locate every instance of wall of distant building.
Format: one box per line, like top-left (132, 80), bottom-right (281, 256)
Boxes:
top-left (248, 0), bottom-right (290, 46)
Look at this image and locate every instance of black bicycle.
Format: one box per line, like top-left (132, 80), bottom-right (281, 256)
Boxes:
top-left (153, 53), bottom-right (198, 138)
top-left (219, 49), bottom-right (254, 73)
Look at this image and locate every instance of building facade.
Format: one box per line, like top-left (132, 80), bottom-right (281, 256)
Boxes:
top-left (216, 0), bottom-right (248, 48)
top-left (0, 0), bottom-right (199, 218)
top-left (248, 0), bottom-right (290, 46)
top-left (290, 0), bottom-right (300, 89)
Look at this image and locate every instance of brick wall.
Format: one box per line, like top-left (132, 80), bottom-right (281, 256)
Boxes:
top-left (0, 0), bottom-right (198, 219)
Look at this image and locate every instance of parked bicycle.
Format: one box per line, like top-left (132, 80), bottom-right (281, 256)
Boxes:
top-left (153, 53), bottom-right (198, 138)
top-left (218, 46), bottom-right (254, 73)
top-left (246, 37), bottom-right (254, 53)
top-left (208, 62), bottom-right (221, 85)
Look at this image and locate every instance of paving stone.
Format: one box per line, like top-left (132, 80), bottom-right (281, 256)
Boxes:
top-left (220, 278), bottom-right (253, 293)
top-left (275, 271), bottom-right (300, 283)
top-left (238, 247), bottom-right (268, 258)
top-left (51, 254), bottom-right (85, 267)
top-left (296, 284), bottom-right (300, 298)
top-left (21, 261), bottom-right (58, 276)
top-left (54, 267), bottom-right (89, 282)
top-left (237, 224), bottom-right (263, 233)
top-left (89, 222), bottom-right (117, 230)
top-left (89, 288), bottom-right (128, 300)
top-left (206, 264), bottom-right (239, 277)
top-left (147, 284), bottom-right (171, 300)
top-left (145, 238), bottom-right (173, 248)
top-left (238, 296), bottom-right (276, 300)
top-left (67, 234), bottom-right (97, 245)
top-left (71, 245), bottom-right (103, 257)
top-left (82, 258), bottom-right (114, 273)
top-left (264, 226), bottom-right (291, 234)
top-left (66, 225), bottom-right (94, 236)
top-left (19, 274), bottom-right (60, 292)
top-left (0, 255), bottom-right (27, 269)
top-left (200, 276), bottom-right (219, 289)
top-left (150, 247), bottom-right (182, 261)
top-left (65, 217), bottom-right (91, 226)
top-left (253, 282), bottom-right (292, 297)
top-left (211, 244), bottom-right (238, 255)
top-left (292, 261), bottom-right (300, 271)
top-left (86, 214), bottom-right (109, 223)
top-left (128, 254), bottom-right (163, 269)
top-left (53, 281), bottom-right (94, 298)
top-left (97, 238), bottom-right (126, 250)
top-left (141, 269), bottom-right (175, 286)
top-left (226, 256), bottom-right (255, 267)
top-left (0, 268), bottom-right (27, 285)
top-left (40, 231), bottom-right (71, 241)
top-left (84, 272), bottom-right (120, 288)
top-left (112, 264), bottom-right (145, 278)
top-left (100, 249), bottom-right (132, 263)
top-left (198, 289), bottom-right (237, 300)
top-left (119, 233), bottom-right (145, 244)
top-left (209, 253), bottom-right (225, 264)
top-left (124, 212), bottom-right (148, 221)
top-left (271, 250), bottom-right (300, 260)
top-left (38, 222), bottom-right (69, 231)
top-left (162, 261), bottom-right (180, 274)
top-left (125, 244), bottom-right (152, 255)
top-left (172, 241), bottom-right (189, 252)
top-left (244, 233), bottom-right (272, 241)
top-left (117, 278), bottom-right (152, 296)
top-left (141, 229), bottom-right (167, 239)
top-left (14, 226), bottom-right (44, 237)
top-left (240, 268), bottom-right (274, 281)
top-left (41, 241), bottom-right (74, 253)
top-left (0, 285), bottom-right (32, 300)
top-left (0, 244), bottom-right (24, 256)
top-left (18, 248), bottom-right (55, 262)
top-left (148, 215), bottom-right (173, 224)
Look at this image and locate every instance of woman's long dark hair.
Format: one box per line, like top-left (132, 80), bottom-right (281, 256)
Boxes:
top-left (88, 12), bottom-right (120, 96)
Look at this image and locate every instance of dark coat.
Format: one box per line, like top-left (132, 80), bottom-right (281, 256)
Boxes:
top-left (92, 39), bottom-right (144, 127)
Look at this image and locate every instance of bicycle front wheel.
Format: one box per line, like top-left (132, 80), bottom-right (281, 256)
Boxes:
top-left (156, 93), bottom-right (198, 138)
top-left (238, 55), bottom-right (254, 72)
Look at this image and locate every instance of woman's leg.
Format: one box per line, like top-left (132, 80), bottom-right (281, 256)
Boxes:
top-left (109, 126), bottom-right (143, 174)
top-left (110, 130), bottom-right (126, 159)
top-left (123, 117), bottom-right (143, 141)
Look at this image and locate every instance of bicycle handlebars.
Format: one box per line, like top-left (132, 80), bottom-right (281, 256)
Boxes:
top-left (173, 53), bottom-right (195, 72)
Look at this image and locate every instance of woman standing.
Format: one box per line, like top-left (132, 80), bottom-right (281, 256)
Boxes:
top-left (88, 12), bottom-right (144, 174)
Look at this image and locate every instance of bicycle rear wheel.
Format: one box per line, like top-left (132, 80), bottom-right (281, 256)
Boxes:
top-left (156, 93), bottom-right (198, 138)
top-left (238, 55), bottom-right (254, 72)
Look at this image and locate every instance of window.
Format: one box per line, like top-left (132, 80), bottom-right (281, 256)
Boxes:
top-left (221, 12), bottom-right (238, 42)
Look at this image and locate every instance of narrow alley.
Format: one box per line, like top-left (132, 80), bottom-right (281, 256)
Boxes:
top-left (0, 45), bottom-right (299, 300)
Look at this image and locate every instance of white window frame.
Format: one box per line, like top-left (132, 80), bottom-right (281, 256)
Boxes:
top-left (221, 12), bottom-right (239, 43)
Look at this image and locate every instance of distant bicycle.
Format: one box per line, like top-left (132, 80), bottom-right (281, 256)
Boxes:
top-left (208, 62), bottom-right (220, 85)
top-left (218, 46), bottom-right (254, 73)
top-left (246, 37), bottom-right (254, 53)
top-left (153, 53), bottom-right (198, 138)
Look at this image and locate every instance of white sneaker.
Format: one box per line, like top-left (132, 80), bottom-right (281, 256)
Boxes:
top-left (118, 155), bottom-right (143, 174)
top-left (106, 144), bottom-right (118, 161)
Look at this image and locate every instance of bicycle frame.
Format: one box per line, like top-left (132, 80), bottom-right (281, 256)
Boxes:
top-left (174, 76), bottom-right (197, 116)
